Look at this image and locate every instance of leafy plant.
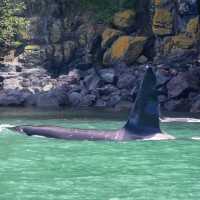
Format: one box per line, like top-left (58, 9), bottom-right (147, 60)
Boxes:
top-left (0, 0), bottom-right (27, 46)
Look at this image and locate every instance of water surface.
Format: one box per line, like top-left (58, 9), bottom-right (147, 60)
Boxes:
top-left (0, 108), bottom-right (200, 200)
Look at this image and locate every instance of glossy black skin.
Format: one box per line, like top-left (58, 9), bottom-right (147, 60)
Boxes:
top-left (11, 67), bottom-right (163, 141)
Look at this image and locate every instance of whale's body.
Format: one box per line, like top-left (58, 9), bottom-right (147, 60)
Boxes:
top-left (11, 67), bottom-right (175, 141)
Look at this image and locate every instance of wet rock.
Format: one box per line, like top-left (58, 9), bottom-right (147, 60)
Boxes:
top-left (0, 90), bottom-right (31, 106)
top-left (190, 95), bottom-right (200, 113)
top-left (164, 99), bottom-right (190, 112)
top-left (156, 68), bottom-right (172, 85)
top-left (83, 73), bottom-right (101, 91)
top-left (95, 99), bottom-right (107, 107)
top-left (107, 95), bottom-right (121, 107)
top-left (98, 85), bottom-right (119, 96)
top-left (137, 55), bottom-right (148, 64)
top-left (117, 74), bottom-right (135, 89)
top-left (80, 94), bottom-right (96, 106)
top-left (167, 72), bottom-right (199, 98)
top-left (3, 78), bottom-right (22, 90)
top-left (68, 92), bottom-right (82, 106)
top-left (99, 68), bottom-right (115, 83)
top-left (35, 93), bottom-right (60, 108)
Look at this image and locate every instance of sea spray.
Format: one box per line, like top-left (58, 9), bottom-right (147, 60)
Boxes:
top-left (0, 124), bottom-right (14, 132)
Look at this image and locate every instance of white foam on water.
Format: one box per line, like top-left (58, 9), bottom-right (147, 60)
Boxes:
top-left (191, 137), bottom-right (200, 140)
top-left (161, 117), bottom-right (200, 123)
top-left (0, 124), bottom-right (14, 132)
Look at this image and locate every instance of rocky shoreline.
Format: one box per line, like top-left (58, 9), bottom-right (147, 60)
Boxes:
top-left (0, 0), bottom-right (199, 113)
top-left (0, 61), bottom-right (200, 113)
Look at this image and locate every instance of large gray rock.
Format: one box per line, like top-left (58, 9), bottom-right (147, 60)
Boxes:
top-left (190, 95), bottom-right (200, 113)
top-left (0, 90), bottom-right (31, 106)
top-left (167, 71), bottom-right (199, 98)
top-left (99, 68), bottom-right (115, 83)
top-left (3, 78), bottom-right (22, 90)
top-left (117, 73), bottom-right (135, 89)
top-left (68, 92), bottom-right (82, 106)
top-left (80, 94), bottom-right (96, 106)
top-left (164, 98), bottom-right (190, 112)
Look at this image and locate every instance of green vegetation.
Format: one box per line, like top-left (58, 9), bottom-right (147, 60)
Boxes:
top-left (0, 0), bottom-right (27, 47)
top-left (0, 0), bottom-right (136, 47)
top-left (79, 0), bottom-right (136, 22)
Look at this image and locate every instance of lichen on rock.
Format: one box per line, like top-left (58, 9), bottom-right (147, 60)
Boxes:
top-left (103, 36), bottom-right (147, 65)
top-left (101, 28), bottom-right (124, 49)
top-left (153, 8), bottom-right (173, 35)
top-left (113, 9), bottom-right (136, 30)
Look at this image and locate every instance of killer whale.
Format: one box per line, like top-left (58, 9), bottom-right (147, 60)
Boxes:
top-left (10, 67), bottom-right (175, 141)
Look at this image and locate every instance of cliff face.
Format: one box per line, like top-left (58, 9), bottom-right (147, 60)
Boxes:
top-left (0, 0), bottom-right (200, 112)
top-left (2, 0), bottom-right (199, 70)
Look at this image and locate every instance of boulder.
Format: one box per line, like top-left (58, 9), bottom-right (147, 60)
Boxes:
top-left (113, 9), bottom-right (136, 30)
top-left (117, 73), bottom-right (135, 89)
top-left (164, 35), bottom-right (196, 52)
top-left (190, 95), bottom-right (200, 113)
top-left (98, 85), bottom-right (119, 96)
top-left (101, 28), bottom-right (123, 49)
top-left (107, 95), bottom-right (121, 107)
top-left (137, 55), bottom-right (148, 64)
top-left (3, 78), bottom-right (22, 90)
top-left (103, 36), bottom-right (147, 65)
top-left (186, 17), bottom-right (199, 39)
top-left (167, 72), bottom-right (199, 98)
top-left (164, 99), bottom-right (190, 112)
top-left (83, 73), bottom-right (101, 91)
top-left (153, 9), bottom-right (173, 35)
top-left (68, 92), bottom-right (82, 106)
top-left (80, 94), bottom-right (96, 106)
top-left (0, 90), bottom-right (31, 106)
top-left (99, 68), bottom-right (115, 83)
top-left (19, 45), bottom-right (47, 68)
top-left (156, 68), bottom-right (172, 85)
top-left (35, 93), bottom-right (60, 108)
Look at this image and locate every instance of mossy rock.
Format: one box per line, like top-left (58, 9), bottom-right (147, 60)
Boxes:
top-left (103, 36), bottom-right (147, 65)
top-left (24, 45), bottom-right (41, 52)
top-left (11, 41), bottom-right (24, 48)
top-left (153, 9), bottom-right (173, 35)
top-left (101, 28), bottom-right (124, 49)
top-left (113, 9), bottom-right (136, 30)
top-left (186, 17), bottom-right (199, 39)
top-left (163, 34), bottom-right (196, 54)
top-left (172, 35), bottom-right (196, 49)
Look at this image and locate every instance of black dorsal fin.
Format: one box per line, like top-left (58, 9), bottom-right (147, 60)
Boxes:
top-left (124, 67), bottom-right (161, 135)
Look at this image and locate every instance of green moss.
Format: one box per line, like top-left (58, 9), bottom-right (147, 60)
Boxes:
top-left (11, 41), bottom-right (24, 48)
top-left (25, 45), bottom-right (40, 51)
top-left (79, 0), bottom-right (137, 22)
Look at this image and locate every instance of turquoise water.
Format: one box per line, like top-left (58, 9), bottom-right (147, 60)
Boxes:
top-left (0, 108), bottom-right (200, 200)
